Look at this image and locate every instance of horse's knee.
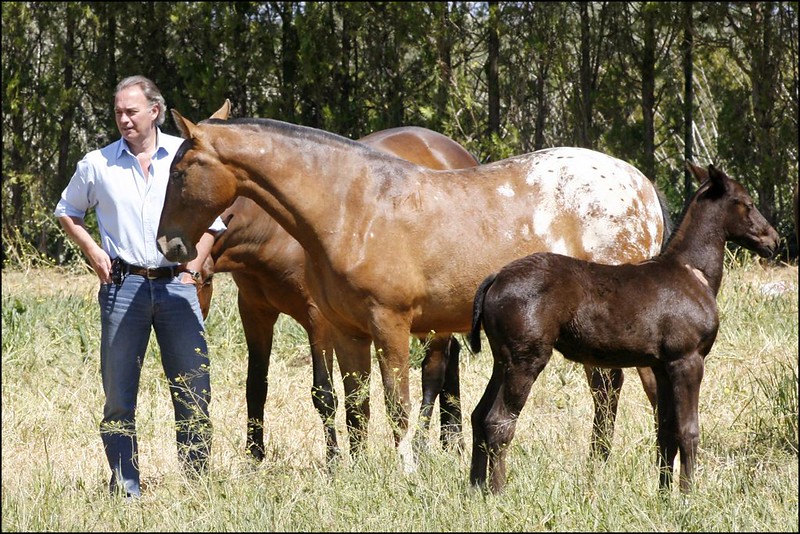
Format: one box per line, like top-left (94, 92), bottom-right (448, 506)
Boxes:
top-left (484, 411), bottom-right (517, 452)
top-left (311, 384), bottom-right (337, 421)
top-left (677, 424), bottom-right (700, 459)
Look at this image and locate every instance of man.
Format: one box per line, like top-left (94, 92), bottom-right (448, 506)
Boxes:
top-left (54, 75), bottom-right (225, 499)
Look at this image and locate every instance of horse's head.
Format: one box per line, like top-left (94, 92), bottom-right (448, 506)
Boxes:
top-left (157, 109), bottom-right (239, 262)
top-left (687, 161), bottom-right (779, 258)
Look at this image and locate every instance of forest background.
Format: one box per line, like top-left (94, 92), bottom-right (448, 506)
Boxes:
top-left (2, 1), bottom-right (798, 268)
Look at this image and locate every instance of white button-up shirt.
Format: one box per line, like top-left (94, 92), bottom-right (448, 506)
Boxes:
top-left (54, 129), bottom-right (226, 267)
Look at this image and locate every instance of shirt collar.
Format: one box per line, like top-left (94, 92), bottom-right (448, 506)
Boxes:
top-left (115, 128), bottom-right (169, 161)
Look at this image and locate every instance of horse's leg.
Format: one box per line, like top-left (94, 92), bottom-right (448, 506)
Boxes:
top-left (486, 345), bottom-right (551, 494)
top-left (666, 352), bottom-right (704, 493)
top-left (415, 335), bottom-right (449, 457)
top-left (652, 364), bottom-right (678, 491)
top-left (370, 314), bottom-right (414, 471)
top-left (439, 335), bottom-right (463, 451)
top-left (237, 291), bottom-right (278, 462)
top-left (636, 366), bottom-right (658, 408)
top-left (635, 366), bottom-right (660, 466)
top-left (583, 365), bottom-right (624, 460)
top-left (332, 332), bottom-right (372, 459)
top-left (306, 311), bottom-right (340, 466)
top-left (470, 360), bottom-right (505, 489)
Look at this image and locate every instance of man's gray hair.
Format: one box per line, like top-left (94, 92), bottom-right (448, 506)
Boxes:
top-left (115, 75), bottom-right (167, 126)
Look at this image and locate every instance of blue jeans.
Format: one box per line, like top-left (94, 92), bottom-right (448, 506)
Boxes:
top-left (98, 274), bottom-right (211, 497)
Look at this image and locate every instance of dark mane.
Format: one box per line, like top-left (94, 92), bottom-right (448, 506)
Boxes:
top-left (204, 117), bottom-right (380, 155)
top-left (174, 138), bottom-right (193, 164)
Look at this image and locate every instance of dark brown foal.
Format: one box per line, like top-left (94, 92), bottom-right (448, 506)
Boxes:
top-left (469, 162), bottom-right (779, 494)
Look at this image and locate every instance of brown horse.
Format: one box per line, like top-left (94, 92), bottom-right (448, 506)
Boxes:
top-left (468, 162), bottom-right (779, 493)
top-left (157, 112), bottom-right (667, 469)
top-left (197, 124), bottom-right (479, 462)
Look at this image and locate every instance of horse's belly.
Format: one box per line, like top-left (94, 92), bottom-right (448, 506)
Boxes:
top-left (556, 345), bottom-right (660, 368)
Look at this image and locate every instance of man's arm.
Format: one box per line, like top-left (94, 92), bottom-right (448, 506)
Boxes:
top-left (58, 215), bottom-right (112, 283)
top-left (179, 230), bottom-right (216, 284)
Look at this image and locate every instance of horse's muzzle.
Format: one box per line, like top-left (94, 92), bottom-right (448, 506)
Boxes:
top-left (157, 235), bottom-right (197, 263)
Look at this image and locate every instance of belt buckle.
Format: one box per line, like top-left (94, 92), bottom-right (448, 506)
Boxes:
top-left (146, 267), bottom-right (160, 280)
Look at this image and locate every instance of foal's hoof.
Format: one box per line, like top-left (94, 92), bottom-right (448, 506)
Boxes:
top-left (246, 443), bottom-right (266, 462)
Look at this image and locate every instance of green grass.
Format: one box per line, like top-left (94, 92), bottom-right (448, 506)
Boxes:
top-left (2, 259), bottom-right (797, 531)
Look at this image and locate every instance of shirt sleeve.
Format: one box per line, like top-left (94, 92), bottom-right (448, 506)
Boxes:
top-left (53, 156), bottom-right (96, 219)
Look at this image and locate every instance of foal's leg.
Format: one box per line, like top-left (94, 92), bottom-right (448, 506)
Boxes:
top-left (583, 365), bottom-right (624, 460)
top-left (652, 365), bottom-right (678, 491)
top-left (666, 352), bottom-right (704, 493)
top-left (486, 346), bottom-right (551, 493)
top-left (333, 333), bottom-right (373, 459)
top-left (470, 361), bottom-right (505, 488)
top-left (636, 366), bottom-right (658, 408)
top-left (439, 335), bottom-right (463, 451)
top-left (237, 292), bottom-right (278, 462)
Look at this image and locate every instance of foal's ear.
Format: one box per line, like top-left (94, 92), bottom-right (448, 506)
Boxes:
top-left (171, 109), bottom-right (199, 140)
top-left (705, 164), bottom-right (730, 199)
top-left (685, 160), bottom-right (708, 183)
top-left (209, 99), bottom-right (231, 120)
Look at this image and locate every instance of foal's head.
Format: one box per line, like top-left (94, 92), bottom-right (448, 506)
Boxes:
top-left (687, 161), bottom-right (779, 258)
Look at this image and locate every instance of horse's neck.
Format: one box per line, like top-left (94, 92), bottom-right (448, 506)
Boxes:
top-left (663, 205), bottom-right (727, 294)
top-left (224, 124), bottom-right (406, 261)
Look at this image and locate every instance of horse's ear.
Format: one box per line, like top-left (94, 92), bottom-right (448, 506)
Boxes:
top-left (696, 163), bottom-right (730, 200)
top-left (685, 160), bottom-right (708, 184)
top-left (706, 164), bottom-right (730, 193)
top-left (171, 109), bottom-right (198, 140)
top-left (209, 99), bottom-right (231, 120)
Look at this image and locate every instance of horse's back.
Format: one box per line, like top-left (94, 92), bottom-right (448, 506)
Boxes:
top-left (483, 253), bottom-right (666, 367)
top-left (359, 126), bottom-right (478, 170)
top-left (412, 146), bottom-right (664, 273)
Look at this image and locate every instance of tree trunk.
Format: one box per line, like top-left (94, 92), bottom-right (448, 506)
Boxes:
top-left (748, 2), bottom-right (778, 224)
top-left (279, 3), bottom-right (298, 123)
top-left (682, 1), bottom-right (694, 197)
top-left (486, 1), bottom-right (500, 137)
top-left (577, 2), bottom-right (593, 149)
top-left (432, 2), bottom-right (452, 132)
top-left (640, 5), bottom-right (657, 182)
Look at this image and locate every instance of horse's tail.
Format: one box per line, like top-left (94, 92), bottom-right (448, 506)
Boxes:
top-left (469, 273), bottom-right (497, 353)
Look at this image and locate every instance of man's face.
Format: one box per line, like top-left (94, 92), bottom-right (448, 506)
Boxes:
top-left (114, 86), bottom-right (158, 146)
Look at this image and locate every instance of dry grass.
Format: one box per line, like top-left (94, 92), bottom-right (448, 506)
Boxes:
top-left (2, 259), bottom-right (797, 531)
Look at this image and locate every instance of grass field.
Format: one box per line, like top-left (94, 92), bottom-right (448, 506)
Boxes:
top-left (2, 255), bottom-right (797, 531)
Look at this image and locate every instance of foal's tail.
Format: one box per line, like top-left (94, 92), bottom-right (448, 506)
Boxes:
top-left (469, 273), bottom-right (497, 353)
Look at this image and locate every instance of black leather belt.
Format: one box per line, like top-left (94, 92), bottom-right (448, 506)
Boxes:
top-left (117, 259), bottom-right (182, 279)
